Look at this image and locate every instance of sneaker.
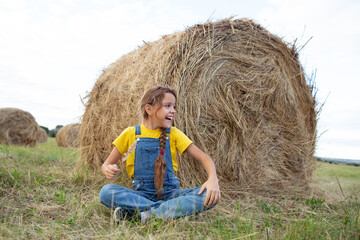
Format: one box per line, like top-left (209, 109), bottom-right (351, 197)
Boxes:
top-left (113, 207), bottom-right (123, 225)
top-left (114, 207), bottom-right (141, 224)
top-left (140, 212), bottom-right (146, 224)
top-left (140, 211), bottom-right (150, 224)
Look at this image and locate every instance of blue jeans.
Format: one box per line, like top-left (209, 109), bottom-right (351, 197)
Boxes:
top-left (99, 178), bottom-right (213, 220)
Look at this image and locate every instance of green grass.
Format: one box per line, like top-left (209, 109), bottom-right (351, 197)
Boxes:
top-left (1, 139), bottom-right (359, 239)
top-left (314, 162), bottom-right (360, 200)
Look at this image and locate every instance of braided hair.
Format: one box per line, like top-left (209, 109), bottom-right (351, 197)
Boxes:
top-left (154, 128), bottom-right (167, 199)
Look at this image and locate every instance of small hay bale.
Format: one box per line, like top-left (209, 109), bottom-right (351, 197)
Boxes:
top-left (0, 108), bottom-right (39, 147)
top-left (36, 127), bottom-right (48, 143)
top-left (56, 123), bottom-right (80, 148)
top-left (78, 18), bottom-right (317, 196)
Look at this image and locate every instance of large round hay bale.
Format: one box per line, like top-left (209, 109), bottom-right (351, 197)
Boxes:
top-left (0, 108), bottom-right (39, 147)
top-left (36, 127), bottom-right (48, 143)
top-left (78, 18), bottom-right (317, 196)
top-left (56, 123), bottom-right (80, 148)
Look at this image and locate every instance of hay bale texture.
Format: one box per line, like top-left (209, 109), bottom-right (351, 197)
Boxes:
top-left (0, 108), bottom-right (40, 147)
top-left (78, 18), bottom-right (317, 196)
top-left (36, 127), bottom-right (48, 143)
top-left (56, 123), bottom-right (80, 148)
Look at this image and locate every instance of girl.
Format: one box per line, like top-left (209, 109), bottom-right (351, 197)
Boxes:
top-left (99, 86), bottom-right (220, 223)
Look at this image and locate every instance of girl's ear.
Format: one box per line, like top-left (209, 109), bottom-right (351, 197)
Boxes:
top-left (145, 104), bottom-right (153, 116)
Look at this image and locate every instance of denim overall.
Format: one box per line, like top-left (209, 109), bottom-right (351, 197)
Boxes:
top-left (99, 126), bottom-right (213, 220)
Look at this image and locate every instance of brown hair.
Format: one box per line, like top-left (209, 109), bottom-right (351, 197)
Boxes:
top-left (139, 86), bottom-right (177, 199)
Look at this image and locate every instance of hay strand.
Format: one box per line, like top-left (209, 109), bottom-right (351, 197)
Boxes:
top-left (121, 139), bottom-right (139, 162)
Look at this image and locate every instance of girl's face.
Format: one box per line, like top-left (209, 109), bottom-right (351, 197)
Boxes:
top-left (146, 93), bottom-right (176, 129)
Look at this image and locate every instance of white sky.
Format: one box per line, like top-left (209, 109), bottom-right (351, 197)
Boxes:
top-left (0, 0), bottom-right (359, 160)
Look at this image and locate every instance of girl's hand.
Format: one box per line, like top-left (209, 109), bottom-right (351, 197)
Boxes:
top-left (101, 163), bottom-right (121, 180)
top-left (198, 178), bottom-right (221, 208)
top-left (184, 143), bottom-right (221, 208)
top-left (101, 147), bottom-right (122, 179)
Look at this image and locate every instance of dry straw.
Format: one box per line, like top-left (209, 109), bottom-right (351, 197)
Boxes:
top-left (56, 123), bottom-right (80, 148)
top-left (78, 18), bottom-right (317, 197)
top-left (0, 108), bottom-right (40, 147)
top-left (36, 127), bottom-right (48, 143)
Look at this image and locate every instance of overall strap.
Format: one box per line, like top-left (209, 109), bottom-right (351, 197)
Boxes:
top-left (166, 127), bottom-right (171, 134)
top-left (135, 125), bottom-right (141, 135)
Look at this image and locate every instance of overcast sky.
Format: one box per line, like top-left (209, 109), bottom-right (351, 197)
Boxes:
top-left (0, 0), bottom-right (359, 160)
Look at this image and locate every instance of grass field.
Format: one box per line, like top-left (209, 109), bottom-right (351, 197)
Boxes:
top-left (1, 138), bottom-right (359, 239)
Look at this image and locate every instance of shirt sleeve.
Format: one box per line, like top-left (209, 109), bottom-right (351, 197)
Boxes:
top-left (172, 127), bottom-right (193, 154)
top-left (112, 127), bottom-right (133, 155)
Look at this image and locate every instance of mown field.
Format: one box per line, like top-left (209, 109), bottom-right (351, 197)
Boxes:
top-left (1, 138), bottom-right (359, 239)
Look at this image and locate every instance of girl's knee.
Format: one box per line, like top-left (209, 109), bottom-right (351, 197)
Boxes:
top-left (99, 184), bottom-right (110, 202)
top-left (195, 188), bottom-right (218, 210)
top-left (99, 184), bottom-right (119, 201)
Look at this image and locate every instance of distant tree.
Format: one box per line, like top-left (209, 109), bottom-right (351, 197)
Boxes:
top-left (49, 125), bottom-right (63, 137)
top-left (40, 126), bottom-right (49, 134)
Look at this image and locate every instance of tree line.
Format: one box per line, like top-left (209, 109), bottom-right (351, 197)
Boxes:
top-left (40, 125), bottom-right (63, 137)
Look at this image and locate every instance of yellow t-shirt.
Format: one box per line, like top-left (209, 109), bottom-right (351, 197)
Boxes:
top-left (113, 125), bottom-right (192, 178)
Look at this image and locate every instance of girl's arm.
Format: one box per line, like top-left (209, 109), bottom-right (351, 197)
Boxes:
top-left (184, 143), bottom-right (221, 207)
top-left (101, 147), bottom-right (122, 179)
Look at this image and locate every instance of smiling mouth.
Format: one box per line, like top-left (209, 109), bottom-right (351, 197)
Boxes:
top-left (165, 116), bottom-right (173, 121)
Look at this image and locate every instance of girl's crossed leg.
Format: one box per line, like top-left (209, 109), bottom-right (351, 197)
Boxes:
top-left (99, 184), bottom-right (213, 221)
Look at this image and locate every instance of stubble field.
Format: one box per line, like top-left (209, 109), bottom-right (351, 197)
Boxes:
top-left (1, 138), bottom-right (359, 239)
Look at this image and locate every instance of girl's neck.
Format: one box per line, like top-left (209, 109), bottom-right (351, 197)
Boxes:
top-left (143, 119), bottom-right (160, 130)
